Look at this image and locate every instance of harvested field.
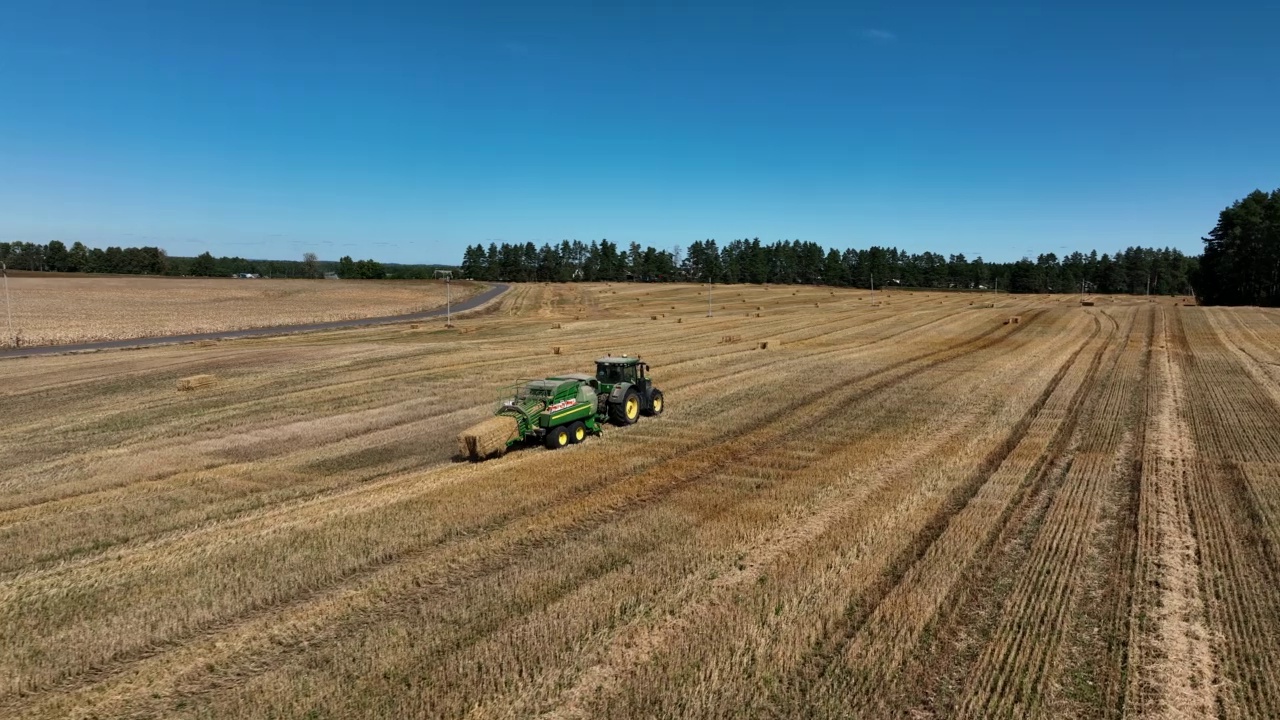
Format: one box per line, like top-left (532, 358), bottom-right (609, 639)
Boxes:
top-left (0, 276), bottom-right (481, 346)
top-left (1, 283), bottom-right (1277, 719)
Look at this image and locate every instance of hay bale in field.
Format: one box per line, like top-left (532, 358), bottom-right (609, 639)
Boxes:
top-left (1003, 316), bottom-right (1021, 325)
top-left (177, 374), bottom-right (217, 391)
top-left (756, 305), bottom-right (763, 310)
top-left (759, 341), bottom-right (769, 350)
top-left (458, 416), bottom-right (519, 460)
top-left (409, 323), bottom-right (421, 329)
top-left (754, 312), bottom-right (762, 318)
top-left (677, 318), bottom-right (683, 323)
top-left (982, 302), bottom-right (996, 309)
top-left (552, 346), bottom-right (561, 355)
top-left (651, 315), bottom-right (659, 320)
top-left (551, 323), bottom-right (562, 329)
top-left (814, 302), bottom-right (820, 307)
top-left (720, 334), bottom-right (741, 344)
top-left (1081, 300), bottom-right (1095, 306)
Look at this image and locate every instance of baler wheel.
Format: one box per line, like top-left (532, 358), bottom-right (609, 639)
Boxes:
top-left (569, 421), bottom-right (587, 443)
top-left (545, 425), bottom-right (571, 449)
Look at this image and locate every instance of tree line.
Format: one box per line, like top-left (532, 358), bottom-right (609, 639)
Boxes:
top-left (1, 240), bottom-right (169, 275)
top-left (1196, 189), bottom-right (1280, 306)
top-left (8, 187), bottom-right (1277, 302)
top-left (0, 242), bottom-right (450, 280)
top-left (460, 239), bottom-right (1198, 295)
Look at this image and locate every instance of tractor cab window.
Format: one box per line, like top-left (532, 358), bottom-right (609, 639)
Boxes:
top-left (596, 364), bottom-right (630, 384)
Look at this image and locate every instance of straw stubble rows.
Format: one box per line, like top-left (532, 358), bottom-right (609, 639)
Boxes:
top-left (0, 283), bottom-right (1277, 718)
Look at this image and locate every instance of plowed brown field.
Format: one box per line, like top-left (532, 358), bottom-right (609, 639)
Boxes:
top-left (1, 283), bottom-right (1275, 719)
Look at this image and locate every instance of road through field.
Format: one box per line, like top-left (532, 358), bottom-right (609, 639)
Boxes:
top-left (0, 282), bottom-right (507, 358)
top-left (1, 285), bottom-right (1276, 719)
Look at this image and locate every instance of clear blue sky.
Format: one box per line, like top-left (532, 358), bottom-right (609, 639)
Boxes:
top-left (1, 1), bottom-right (1276, 264)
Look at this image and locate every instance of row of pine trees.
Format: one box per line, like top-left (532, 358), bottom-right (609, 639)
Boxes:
top-left (460, 239), bottom-right (1198, 296)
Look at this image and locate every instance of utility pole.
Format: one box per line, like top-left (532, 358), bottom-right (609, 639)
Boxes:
top-left (707, 280), bottom-right (713, 317)
top-left (435, 269), bottom-right (454, 326)
top-left (2, 262), bottom-right (11, 348)
top-left (870, 272), bottom-right (874, 296)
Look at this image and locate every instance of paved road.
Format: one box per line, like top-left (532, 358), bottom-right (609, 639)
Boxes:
top-left (0, 282), bottom-right (509, 360)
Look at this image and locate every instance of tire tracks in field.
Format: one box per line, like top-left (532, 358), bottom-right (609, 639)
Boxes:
top-left (3, 312), bottom-right (1045, 716)
top-left (0, 312), bottom-right (1033, 711)
top-left (793, 310), bottom-right (1113, 715)
top-left (167, 309), bottom-right (1055, 720)
top-left (0, 305), bottom-right (985, 578)
top-left (0, 308), bottom-right (985, 581)
top-left (885, 309), bottom-right (1119, 717)
top-left (954, 307), bottom-right (1151, 718)
top-left (1173, 309), bottom-right (1280, 717)
top-left (1124, 306), bottom-right (1219, 719)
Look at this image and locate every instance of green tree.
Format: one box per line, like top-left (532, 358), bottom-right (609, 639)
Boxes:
top-left (67, 242), bottom-right (89, 272)
top-left (190, 251), bottom-right (217, 276)
top-left (1197, 189), bottom-right (1280, 306)
top-left (337, 255), bottom-right (357, 279)
top-left (45, 240), bottom-right (68, 272)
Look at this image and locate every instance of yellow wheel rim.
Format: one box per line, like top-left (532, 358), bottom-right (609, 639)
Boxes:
top-left (557, 430), bottom-right (568, 446)
top-left (653, 396), bottom-right (663, 412)
top-left (626, 397), bottom-right (639, 419)
top-left (575, 426), bottom-right (585, 441)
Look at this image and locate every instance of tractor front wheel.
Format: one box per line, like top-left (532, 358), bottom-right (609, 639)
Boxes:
top-left (611, 389), bottom-right (640, 425)
top-left (569, 421), bottom-right (587, 443)
top-left (544, 425), bottom-right (571, 449)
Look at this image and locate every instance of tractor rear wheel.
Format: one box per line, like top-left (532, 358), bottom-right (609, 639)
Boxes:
top-left (611, 389), bottom-right (640, 425)
top-left (643, 389), bottom-right (664, 416)
top-left (544, 425), bottom-right (571, 449)
top-left (568, 421), bottom-right (587, 443)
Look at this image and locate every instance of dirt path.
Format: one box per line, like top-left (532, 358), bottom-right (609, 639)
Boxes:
top-left (0, 283), bottom-right (509, 359)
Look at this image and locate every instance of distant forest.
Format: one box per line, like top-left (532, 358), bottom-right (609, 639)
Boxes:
top-left (461, 240), bottom-right (1198, 296)
top-left (0, 242), bottom-right (450, 280)
top-left (5, 189), bottom-right (1276, 304)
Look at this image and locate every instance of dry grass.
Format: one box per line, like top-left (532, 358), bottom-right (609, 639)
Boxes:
top-left (0, 276), bottom-right (482, 346)
top-left (0, 284), bottom-right (1277, 719)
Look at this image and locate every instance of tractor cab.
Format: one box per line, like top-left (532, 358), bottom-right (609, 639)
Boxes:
top-left (595, 355), bottom-right (652, 391)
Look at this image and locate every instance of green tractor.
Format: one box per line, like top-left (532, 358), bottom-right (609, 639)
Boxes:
top-left (458, 355), bottom-right (664, 460)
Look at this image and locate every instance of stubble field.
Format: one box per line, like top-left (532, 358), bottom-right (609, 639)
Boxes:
top-left (0, 275), bottom-right (480, 346)
top-left (1, 282), bottom-right (1278, 719)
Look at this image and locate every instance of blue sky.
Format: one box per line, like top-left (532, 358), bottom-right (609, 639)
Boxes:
top-left (1, 1), bottom-right (1276, 264)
